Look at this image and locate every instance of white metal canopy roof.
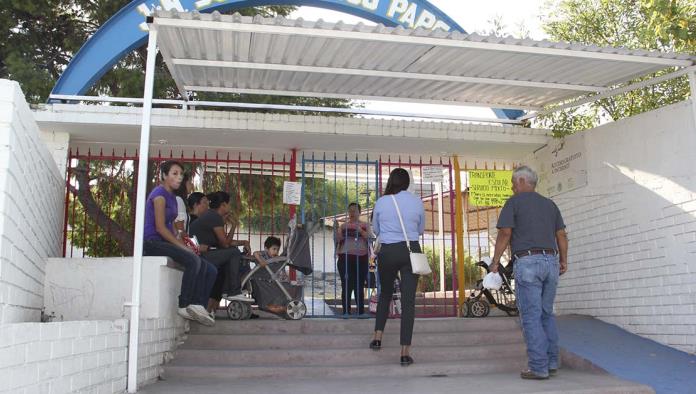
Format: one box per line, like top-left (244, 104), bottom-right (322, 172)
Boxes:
top-left (151, 10), bottom-right (695, 112)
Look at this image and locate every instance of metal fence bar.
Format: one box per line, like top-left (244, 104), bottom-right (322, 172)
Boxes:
top-left (62, 149), bottom-right (507, 319)
top-left (63, 150), bottom-right (292, 258)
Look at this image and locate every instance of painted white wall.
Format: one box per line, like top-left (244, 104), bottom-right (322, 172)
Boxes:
top-left (527, 100), bottom-right (696, 354)
top-left (44, 257), bottom-right (183, 321)
top-left (0, 80), bottom-right (64, 323)
top-left (40, 130), bottom-right (70, 179)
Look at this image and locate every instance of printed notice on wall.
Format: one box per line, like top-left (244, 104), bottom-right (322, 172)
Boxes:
top-left (534, 134), bottom-right (588, 197)
top-left (421, 166), bottom-right (445, 184)
top-left (468, 170), bottom-right (513, 207)
top-left (283, 181), bottom-right (302, 205)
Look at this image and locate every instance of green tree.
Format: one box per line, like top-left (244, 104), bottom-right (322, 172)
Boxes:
top-left (537, 0), bottom-right (696, 136)
top-left (66, 158), bottom-right (380, 256)
top-left (5, 2), bottom-right (357, 256)
top-left (1, 1), bottom-right (355, 110)
top-left (67, 158), bottom-right (138, 256)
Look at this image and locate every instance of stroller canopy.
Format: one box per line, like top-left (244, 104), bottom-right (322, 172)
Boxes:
top-left (285, 226), bottom-right (313, 275)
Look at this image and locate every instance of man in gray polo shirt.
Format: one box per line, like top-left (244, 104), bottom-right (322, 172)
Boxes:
top-left (491, 166), bottom-right (568, 380)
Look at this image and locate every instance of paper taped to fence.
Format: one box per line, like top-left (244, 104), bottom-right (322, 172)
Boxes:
top-left (421, 166), bottom-right (445, 183)
top-left (283, 181), bottom-right (302, 205)
top-left (468, 170), bottom-right (513, 207)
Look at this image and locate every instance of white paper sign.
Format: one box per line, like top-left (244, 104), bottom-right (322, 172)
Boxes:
top-left (534, 134), bottom-right (588, 197)
top-left (421, 166), bottom-right (445, 184)
top-left (283, 181), bottom-right (302, 205)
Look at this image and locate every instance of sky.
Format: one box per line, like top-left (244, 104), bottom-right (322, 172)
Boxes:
top-left (291, 0), bottom-right (548, 39)
top-left (289, 1), bottom-right (548, 121)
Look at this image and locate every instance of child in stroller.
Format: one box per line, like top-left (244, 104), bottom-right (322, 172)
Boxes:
top-left (226, 224), bottom-right (315, 320)
top-left (462, 257), bottom-right (518, 318)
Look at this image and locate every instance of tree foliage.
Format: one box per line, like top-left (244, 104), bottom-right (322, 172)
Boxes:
top-left (67, 158), bottom-right (137, 257)
top-left (67, 157), bottom-right (379, 256)
top-left (1, 1), bottom-right (355, 110)
top-left (537, 0), bottom-right (695, 136)
top-left (4, 2), bottom-right (359, 256)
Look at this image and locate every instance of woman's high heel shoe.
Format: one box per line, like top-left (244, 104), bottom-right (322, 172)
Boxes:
top-left (400, 355), bottom-right (414, 366)
top-left (369, 340), bottom-right (381, 350)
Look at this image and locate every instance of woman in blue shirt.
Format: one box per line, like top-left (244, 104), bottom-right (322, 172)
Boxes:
top-left (369, 168), bottom-right (425, 366)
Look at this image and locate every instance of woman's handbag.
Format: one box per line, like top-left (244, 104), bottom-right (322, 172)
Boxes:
top-left (368, 290), bottom-right (378, 314)
top-left (391, 195), bottom-right (432, 275)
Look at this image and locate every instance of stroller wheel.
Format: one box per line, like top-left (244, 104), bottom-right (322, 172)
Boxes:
top-left (470, 300), bottom-right (490, 318)
top-left (502, 301), bottom-right (519, 317)
top-left (459, 301), bottom-right (469, 318)
top-left (466, 299), bottom-right (476, 317)
top-left (285, 300), bottom-right (307, 320)
top-left (241, 302), bottom-right (253, 320)
top-left (227, 300), bottom-right (247, 320)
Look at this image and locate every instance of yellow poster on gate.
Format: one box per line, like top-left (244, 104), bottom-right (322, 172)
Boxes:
top-left (468, 170), bottom-right (513, 207)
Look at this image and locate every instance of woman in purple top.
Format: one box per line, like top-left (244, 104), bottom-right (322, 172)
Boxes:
top-left (143, 160), bottom-right (217, 326)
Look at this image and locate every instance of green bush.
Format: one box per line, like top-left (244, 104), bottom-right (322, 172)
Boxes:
top-left (418, 246), bottom-right (482, 293)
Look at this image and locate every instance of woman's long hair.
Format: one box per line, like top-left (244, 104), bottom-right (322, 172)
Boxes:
top-left (383, 168), bottom-right (410, 196)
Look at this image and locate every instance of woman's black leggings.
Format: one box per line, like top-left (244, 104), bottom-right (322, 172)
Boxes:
top-left (337, 254), bottom-right (369, 314)
top-left (374, 241), bottom-right (420, 346)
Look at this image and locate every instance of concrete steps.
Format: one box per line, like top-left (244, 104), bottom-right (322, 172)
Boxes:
top-left (165, 358), bottom-right (528, 380)
top-left (173, 343), bottom-right (527, 366)
top-left (167, 317), bottom-right (527, 380)
top-left (182, 330), bottom-right (524, 350)
top-left (152, 316), bottom-right (655, 393)
top-left (143, 371), bottom-right (655, 394)
top-left (187, 316), bottom-right (520, 335)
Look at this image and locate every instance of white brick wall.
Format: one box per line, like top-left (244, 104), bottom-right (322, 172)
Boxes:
top-left (0, 80), bottom-right (65, 323)
top-left (0, 317), bottom-right (186, 393)
top-left (0, 320), bottom-right (128, 393)
top-left (39, 131), bottom-right (70, 180)
top-left (137, 318), bottom-right (186, 386)
top-left (528, 100), bottom-right (696, 354)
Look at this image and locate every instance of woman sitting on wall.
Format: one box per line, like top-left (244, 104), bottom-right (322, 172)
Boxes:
top-left (142, 160), bottom-right (217, 326)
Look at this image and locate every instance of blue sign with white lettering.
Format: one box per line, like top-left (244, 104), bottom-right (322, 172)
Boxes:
top-left (51, 0), bottom-right (521, 119)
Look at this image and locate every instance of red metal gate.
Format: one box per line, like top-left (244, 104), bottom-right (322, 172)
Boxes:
top-left (63, 149), bottom-right (292, 258)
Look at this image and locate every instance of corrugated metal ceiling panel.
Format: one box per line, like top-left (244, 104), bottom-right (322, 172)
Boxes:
top-left (152, 11), bottom-right (695, 109)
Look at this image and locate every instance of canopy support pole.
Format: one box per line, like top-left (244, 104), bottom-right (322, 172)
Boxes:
top-left (127, 22), bottom-right (158, 393)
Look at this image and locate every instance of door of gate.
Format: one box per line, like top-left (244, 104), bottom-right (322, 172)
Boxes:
top-left (300, 153), bottom-right (380, 317)
top-left (300, 154), bottom-right (457, 318)
top-left (379, 158), bottom-right (457, 317)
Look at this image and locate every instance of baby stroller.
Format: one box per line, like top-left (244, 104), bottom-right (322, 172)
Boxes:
top-left (227, 223), bottom-right (316, 320)
top-left (462, 257), bottom-right (518, 318)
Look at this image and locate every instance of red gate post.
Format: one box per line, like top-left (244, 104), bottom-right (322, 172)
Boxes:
top-left (289, 149), bottom-right (297, 281)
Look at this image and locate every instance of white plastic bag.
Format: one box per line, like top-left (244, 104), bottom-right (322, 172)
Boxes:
top-left (483, 272), bottom-right (503, 290)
